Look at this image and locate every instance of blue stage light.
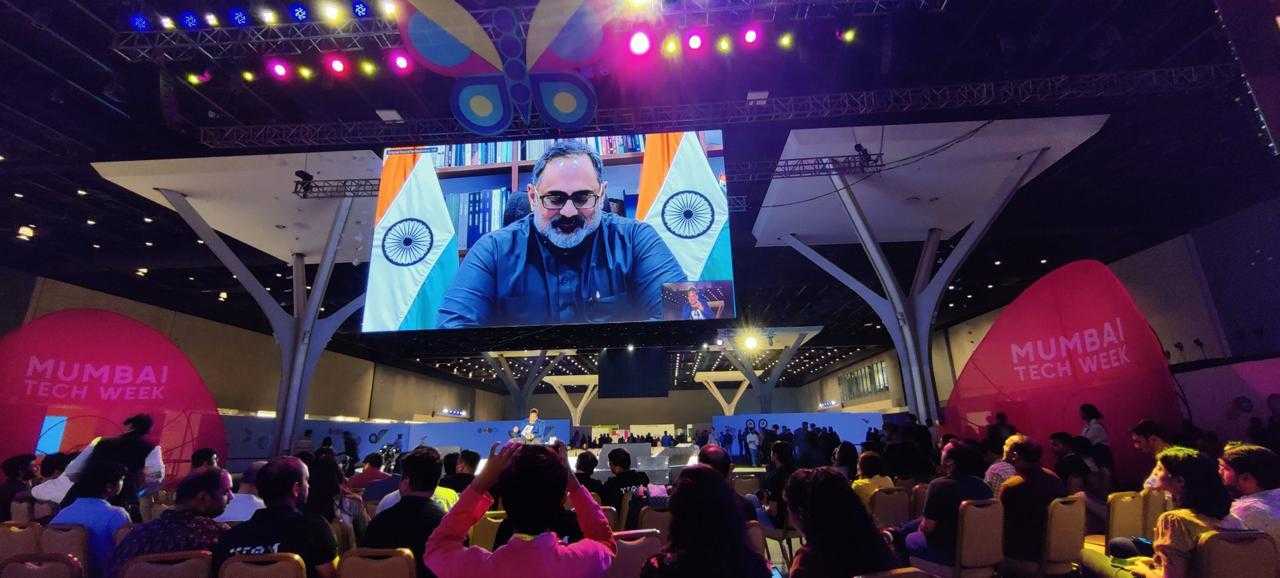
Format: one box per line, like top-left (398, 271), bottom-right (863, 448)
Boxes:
top-left (229, 8), bottom-right (249, 26)
top-left (130, 13), bottom-right (149, 31)
top-left (352, 1), bottom-right (370, 17)
top-left (289, 3), bottom-right (309, 21)
top-left (179, 11), bottom-right (200, 29)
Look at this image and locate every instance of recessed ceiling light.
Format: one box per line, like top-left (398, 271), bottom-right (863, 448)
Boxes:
top-left (987, 284), bottom-right (994, 289)
top-left (948, 303), bottom-right (955, 307)
top-left (218, 291), bottom-right (228, 301)
top-left (188, 276), bottom-right (195, 281)
top-left (275, 273), bottom-right (283, 278)
top-left (85, 219), bottom-right (96, 225)
top-left (196, 239), bottom-right (205, 244)
top-left (947, 285), bottom-right (955, 290)
top-left (135, 267), bottom-right (148, 276)
top-left (993, 260), bottom-right (1002, 266)
top-left (12, 193), bottom-right (22, 198)
top-left (143, 217), bottom-right (153, 223)
top-left (1040, 258), bottom-right (1048, 264)
top-left (966, 294), bottom-right (973, 298)
top-left (144, 241), bottom-right (153, 247)
top-left (76, 189), bottom-right (87, 196)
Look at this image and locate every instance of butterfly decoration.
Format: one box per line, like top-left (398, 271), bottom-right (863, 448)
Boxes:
top-left (401, 0), bottom-right (615, 135)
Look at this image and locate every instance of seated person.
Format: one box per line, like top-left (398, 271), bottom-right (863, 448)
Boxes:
top-left (641, 465), bottom-right (771, 578)
top-left (1220, 442), bottom-right (1280, 544)
top-left (424, 442), bottom-right (616, 578)
top-left (572, 451), bottom-right (605, 497)
top-left (1092, 447), bottom-right (1240, 578)
top-left (602, 448), bottom-right (650, 514)
top-left (374, 484), bottom-right (459, 516)
top-left (786, 467), bottom-right (898, 578)
top-left (0, 453), bottom-right (37, 523)
top-left (212, 457), bottom-right (339, 578)
top-left (998, 439), bottom-right (1065, 563)
top-left (348, 453), bottom-right (391, 491)
top-left (697, 444), bottom-right (758, 523)
top-left (984, 434), bottom-right (1028, 492)
top-left (50, 460), bottom-right (132, 578)
top-left (361, 454), bottom-right (403, 504)
top-left (760, 441), bottom-right (797, 529)
top-left (30, 451), bottom-right (76, 507)
top-left (216, 460), bottom-right (266, 523)
top-left (437, 140), bottom-right (686, 328)
top-left (363, 448), bottom-right (447, 578)
top-left (111, 468), bottom-right (233, 575)
top-left (851, 451), bottom-right (895, 507)
top-left (903, 440), bottom-right (993, 565)
top-left (439, 450), bottom-right (480, 493)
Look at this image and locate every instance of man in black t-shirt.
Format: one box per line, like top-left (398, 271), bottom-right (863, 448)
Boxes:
top-left (602, 448), bottom-right (649, 527)
top-left (363, 448), bottom-right (446, 578)
top-left (906, 440), bottom-right (993, 565)
top-left (438, 450), bottom-right (479, 494)
top-left (212, 457), bottom-right (338, 578)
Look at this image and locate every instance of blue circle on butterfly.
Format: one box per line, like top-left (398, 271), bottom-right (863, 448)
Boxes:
top-left (661, 191), bottom-right (715, 239)
top-left (382, 218), bottom-right (434, 266)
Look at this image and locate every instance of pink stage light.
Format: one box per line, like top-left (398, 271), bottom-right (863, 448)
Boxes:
top-left (386, 50), bottom-right (413, 75)
top-left (327, 56), bottom-right (347, 74)
top-left (687, 33), bottom-right (703, 50)
top-left (629, 31), bottom-right (651, 55)
top-left (267, 59), bottom-right (290, 79)
top-left (394, 55), bottom-right (408, 69)
top-left (744, 28), bottom-right (759, 44)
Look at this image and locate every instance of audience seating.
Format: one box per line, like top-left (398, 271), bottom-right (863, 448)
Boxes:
top-left (618, 491), bottom-right (634, 531)
top-left (0, 553), bottom-right (83, 578)
top-left (217, 553), bottom-right (306, 578)
top-left (910, 498), bottom-right (1003, 578)
top-left (1083, 491), bottom-right (1142, 549)
top-left (0, 523), bottom-right (42, 565)
top-left (856, 569), bottom-right (932, 578)
top-left (637, 507), bottom-right (671, 542)
top-left (1139, 488), bottom-right (1171, 540)
top-left (9, 504), bottom-right (30, 525)
top-left (1193, 530), bottom-right (1278, 578)
top-left (1001, 493), bottom-right (1086, 577)
top-left (733, 477), bottom-right (760, 496)
top-left (745, 520), bottom-right (767, 561)
top-left (761, 523), bottom-right (804, 567)
top-left (113, 524), bottom-right (133, 546)
top-left (36, 526), bottom-right (85, 571)
top-left (336, 547), bottom-right (415, 578)
top-left (468, 511), bottom-right (506, 551)
top-left (911, 484), bottom-right (929, 520)
top-left (603, 530), bottom-right (661, 578)
top-left (590, 492), bottom-right (603, 505)
top-left (870, 487), bottom-right (911, 528)
top-left (601, 506), bottom-right (619, 531)
top-left (28, 504), bottom-right (54, 525)
top-left (117, 550), bottom-right (212, 578)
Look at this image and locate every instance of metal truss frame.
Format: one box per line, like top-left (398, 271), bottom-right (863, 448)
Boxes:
top-left (113, 1), bottom-right (945, 62)
top-left (201, 64), bottom-right (1237, 149)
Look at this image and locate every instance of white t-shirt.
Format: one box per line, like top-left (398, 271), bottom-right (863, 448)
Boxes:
top-left (215, 492), bottom-right (265, 523)
top-left (1230, 488), bottom-right (1280, 546)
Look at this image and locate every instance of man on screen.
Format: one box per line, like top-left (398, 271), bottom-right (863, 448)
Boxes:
top-left (437, 140), bottom-right (686, 328)
top-left (682, 288), bottom-right (710, 320)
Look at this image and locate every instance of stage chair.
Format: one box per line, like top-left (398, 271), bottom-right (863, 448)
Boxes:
top-left (0, 523), bottom-right (43, 566)
top-left (1083, 491), bottom-right (1142, 549)
top-left (762, 523), bottom-right (804, 567)
top-left (9, 503), bottom-right (31, 525)
top-left (733, 477), bottom-right (760, 496)
top-left (746, 521), bottom-right (767, 561)
top-left (337, 547), bottom-right (415, 578)
top-left (37, 526), bottom-right (86, 570)
top-left (637, 507), bottom-right (671, 542)
top-left (869, 487), bottom-right (911, 528)
top-left (603, 530), bottom-right (661, 578)
top-left (1192, 529), bottom-right (1278, 578)
top-left (217, 553), bottom-right (305, 578)
top-left (855, 569), bottom-right (932, 578)
top-left (468, 511), bottom-right (506, 551)
top-left (363, 499), bottom-right (379, 521)
top-left (910, 484), bottom-right (929, 519)
top-left (0, 553), bottom-right (83, 578)
top-left (909, 498), bottom-right (1003, 578)
top-left (1139, 488), bottom-right (1171, 540)
top-left (618, 491), bottom-right (634, 532)
top-left (591, 492), bottom-right (603, 505)
top-left (29, 503), bottom-right (55, 524)
top-left (113, 524), bottom-right (133, 546)
top-left (600, 506), bottom-right (619, 531)
top-left (117, 550), bottom-right (211, 578)
top-left (1002, 493), bottom-right (1087, 577)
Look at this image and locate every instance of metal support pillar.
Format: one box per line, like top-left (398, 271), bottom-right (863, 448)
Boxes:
top-left (781, 149), bottom-right (1046, 422)
top-left (700, 379), bottom-right (751, 415)
top-left (159, 189), bottom-right (363, 455)
top-left (548, 381), bottom-right (598, 426)
top-left (723, 334), bottom-right (806, 412)
top-left (486, 352), bottom-right (564, 419)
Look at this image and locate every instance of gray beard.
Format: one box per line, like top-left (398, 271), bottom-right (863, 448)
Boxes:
top-left (534, 211), bottom-right (603, 249)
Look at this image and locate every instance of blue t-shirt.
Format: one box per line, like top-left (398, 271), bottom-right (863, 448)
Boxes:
top-left (50, 497), bottom-right (131, 577)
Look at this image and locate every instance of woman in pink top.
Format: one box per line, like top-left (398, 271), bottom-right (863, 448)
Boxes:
top-left (425, 441), bottom-right (616, 578)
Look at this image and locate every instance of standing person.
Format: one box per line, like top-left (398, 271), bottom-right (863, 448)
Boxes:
top-left (1220, 442), bottom-right (1280, 544)
top-left (305, 456), bottom-right (359, 553)
top-left (51, 461), bottom-right (131, 578)
top-left (744, 425), bottom-right (760, 467)
top-left (111, 468), bottom-right (233, 576)
top-left (1133, 420), bottom-right (1173, 488)
top-left (439, 450), bottom-right (480, 493)
top-left (737, 426), bottom-right (749, 463)
top-left (342, 431), bottom-right (360, 476)
top-left (831, 441), bottom-right (858, 480)
top-left (1081, 404), bottom-right (1110, 447)
top-left (363, 448), bottom-right (447, 578)
top-left (0, 454), bottom-right (36, 522)
top-left (785, 467), bottom-right (898, 577)
top-left (998, 439), bottom-right (1066, 564)
top-left (424, 442), bottom-right (616, 578)
top-left (348, 453), bottom-right (391, 491)
top-left (216, 461), bottom-right (266, 523)
top-left (292, 430), bottom-right (316, 455)
top-left (640, 464), bottom-right (770, 578)
top-left (1097, 447), bottom-right (1241, 578)
top-left (903, 440), bottom-right (993, 565)
top-left (760, 441), bottom-right (796, 529)
top-left (212, 457), bottom-right (339, 578)
top-left (63, 414), bottom-right (164, 521)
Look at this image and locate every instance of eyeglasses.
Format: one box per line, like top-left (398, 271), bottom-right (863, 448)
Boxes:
top-left (538, 190), bottom-right (600, 210)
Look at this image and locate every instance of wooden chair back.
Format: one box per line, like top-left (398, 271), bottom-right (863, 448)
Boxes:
top-left (1042, 493), bottom-right (1087, 574)
top-left (0, 523), bottom-right (42, 566)
top-left (910, 483), bottom-right (929, 519)
top-left (217, 554), bottom-right (306, 578)
top-left (600, 506), bottom-right (619, 531)
top-left (337, 547), bottom-right (416, 578)
top-left (603, 530), bottom-right (662, 578)
top-left (467, 511), bottom-right (506, 551)
top-left (37, 526), bottom-right (86, 570)
top-left (0, 554), bottom-right (83, 578)
top-left (869, 487), bottom-right (911, 528)
top-left (955, 499), bottom-right (1004, 572)
top-left (745, 520), bottom-right (767, 560)
top-left (1139, 488), bottom-right (1172, 540)
top-left (1193, 530), bottom-right (1279, 578)
top-left (117, 550), bottom-right (212, 578)
top-left (637, 507), bottom-right (671, 542)
top-left (1105, 491), bottom-right (1144, 542)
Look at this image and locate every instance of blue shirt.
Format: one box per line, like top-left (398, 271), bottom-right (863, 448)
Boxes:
top-left (438, 214), bottom-right (686, 328)
top-left (50, 497), bottom-right (131, 577)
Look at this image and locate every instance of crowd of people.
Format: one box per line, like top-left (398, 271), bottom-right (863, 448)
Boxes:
top-left (5, 404), bottom-right (1280, 578)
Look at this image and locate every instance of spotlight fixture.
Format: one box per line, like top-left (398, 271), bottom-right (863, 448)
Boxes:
top-left (716, 35), bottom-right (732, 53)
top-left (144, 241), bottom-right (154, 247)
top-left (743, 336), bottom-right (759, 350)
top-left (320, 1), bottom-right (344, 24)
top-left (661, 34), bottom-right (680, 57)
top-left (204, 12), bottom-right (220, 27)
top-left (85, 219), bottom-right (96, 226)
top-left (687, 33), bottom-right (703, 50)
top-left (389, 51), bottom-right (411, 73)
top-left (629, 31), bottom-right (651, 55)
top-left (627, 344), bottom-right (635, 352)
top-left (179, 11), bottom-right (199, 29)
top-left (185, 73), bottom-right (202, 85)
top-left (352, 1), bottom-right (370, 17)
top-left (16, 225), bottom-right (34, 241)
top-left (269, 60), bottom-right (290, 79)
top-left (218, 291), bottom-right (228, 301)
top-left (135, 268), bottom-right (148, 276)
top-left (987, 284), bottom-right (994, 289)
top-left (159, 16), bottom-right (175, 29)
top-left (143, 217), bottom-right (153, 223)
top-left (260, 8), bottom-right (278, 24)
top-left (289, 3), bottom-right (309, 21)
top-left (92, 244), bottom-right (100, 249)
top-left (359, 60), bottom-right (377, 76)
top-left (229, 8), bottom-right (249, 26)
top-left (130, 13), bottom-right (149, 31)
top-left (378, 0), bottom-right (397, 17)
top-left (777, 31), bottom-right (794, 49)
top-left (298, 65), bottom-right (315, 80)
top-left (840, 28), bottom-right (856, 43)
top-left (241, 71), bottom-right (256, 82)
top-left (325, 54), bottom-right (348, 74)
top-left (743, 27), bottom-right (759, 44)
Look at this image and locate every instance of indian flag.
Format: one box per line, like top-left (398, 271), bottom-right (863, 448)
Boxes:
top-left (635, 132), bottom-right (732, 281)
top-left (362, 147), bottom-right (459, 332)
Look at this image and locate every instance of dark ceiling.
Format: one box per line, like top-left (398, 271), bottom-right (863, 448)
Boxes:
top-left (0, 0), bottom-right (1275, 394)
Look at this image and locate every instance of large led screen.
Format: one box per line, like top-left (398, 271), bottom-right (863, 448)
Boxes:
top-left (362, 131), bottom-right (735, 332)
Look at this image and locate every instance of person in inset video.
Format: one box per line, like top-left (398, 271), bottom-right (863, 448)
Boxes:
top-left (682, 287), bottom-right (710, 320)
top-left (437, 140), bottom-right (686, 328)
